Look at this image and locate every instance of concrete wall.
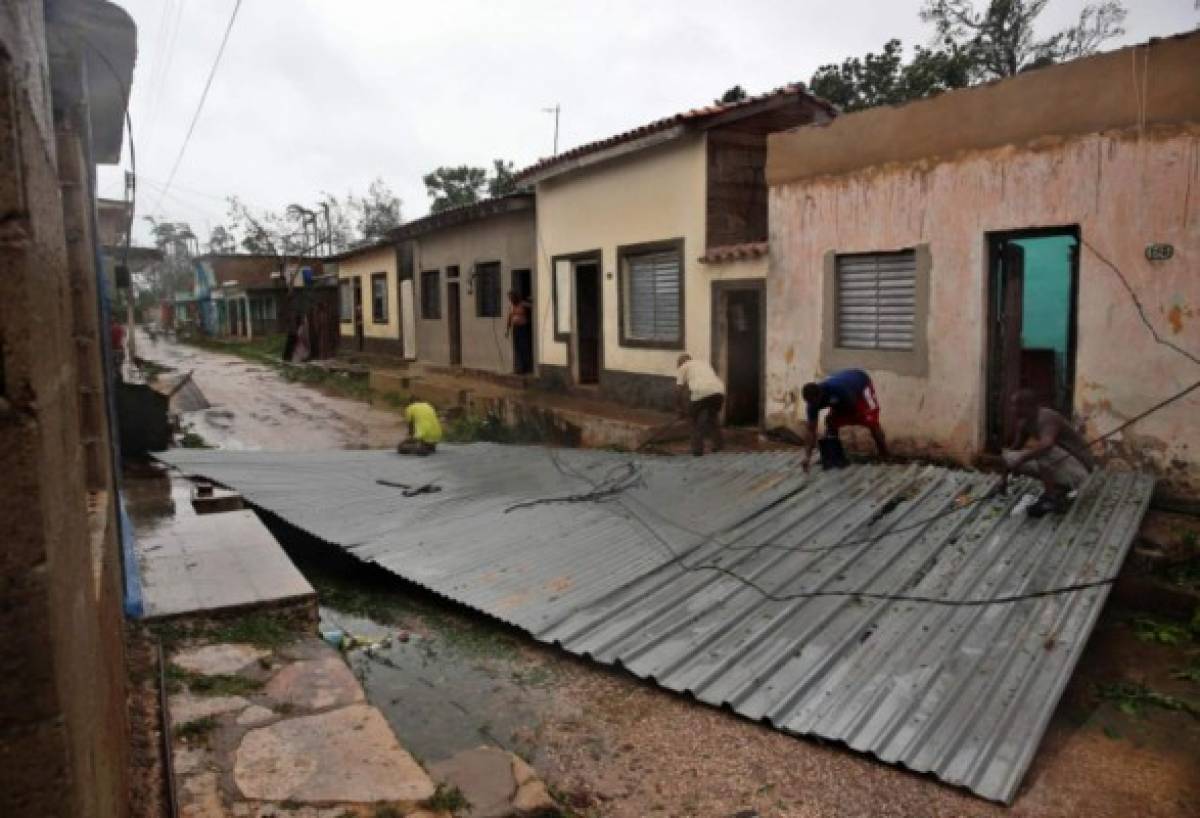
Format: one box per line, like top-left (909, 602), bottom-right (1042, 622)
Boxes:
top-left (337, 244), bottom-right (399, 343)
top-left (0, 4), bottom-right (130, 814)
top-left (767, 127), bottom-right (1200, 497)
top-left (536, 133), bottom-right (771, 411)
top-left (413, 209), bottom-right (535, 373)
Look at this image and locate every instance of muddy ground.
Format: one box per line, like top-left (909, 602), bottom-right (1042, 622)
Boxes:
top-left (136, 334), bottom-right (1200, 818)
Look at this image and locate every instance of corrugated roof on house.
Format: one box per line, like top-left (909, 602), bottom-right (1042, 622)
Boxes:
top-left (515, 85), bottom-right (837, 184)
top-left (159, 445), bottom-right (1154, 804)
top-left (194, 254), bottom-right (325, 290)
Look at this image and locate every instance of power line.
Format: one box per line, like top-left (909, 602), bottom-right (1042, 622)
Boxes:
top-left (155, 0), bottom-right (243, 212)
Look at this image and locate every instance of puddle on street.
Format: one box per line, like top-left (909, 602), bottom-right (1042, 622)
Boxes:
top-left (321, 605), bottom-right (558, 763)
top-left (269, 517), bottom-right (568, 766)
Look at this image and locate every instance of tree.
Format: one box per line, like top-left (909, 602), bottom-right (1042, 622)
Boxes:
top-left (487, 159), bottom-right (517, 198)
top-left (920, 0), bottom-right (1127, 80)
top-left (207, 225), bottom-right (237, 254)
top-left (423, 165), bottom-right (488, 213)
top-left (716, 85), bottom-right (748, 105)
top-left (810, 39), bottom-right (973, 112)
top-left (350, 177), bottom-right (402, 241)
top-left (811, 1), bottom-right (1126, 113)
top-left (143, 216), bottom-right (198, 297)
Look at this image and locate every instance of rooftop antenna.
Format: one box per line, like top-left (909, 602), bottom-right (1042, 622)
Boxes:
top-left (541, 104), bottom-right (560, 156)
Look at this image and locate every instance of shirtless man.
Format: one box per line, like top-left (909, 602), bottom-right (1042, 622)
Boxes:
top-left (1003, 389), bottom-right (1097, 517)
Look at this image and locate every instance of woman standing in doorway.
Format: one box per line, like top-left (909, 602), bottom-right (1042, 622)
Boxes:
top-left (505, 289), bottom-right (533, 374)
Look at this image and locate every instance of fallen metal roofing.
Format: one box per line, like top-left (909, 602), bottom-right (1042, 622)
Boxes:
top-left (158, 445), bottom-right (1154, 803)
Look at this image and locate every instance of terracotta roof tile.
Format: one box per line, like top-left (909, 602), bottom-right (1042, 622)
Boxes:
top-left (699, 241), bottom-right (769, 264)
top-left (516, 84), bottom-right (835, 182)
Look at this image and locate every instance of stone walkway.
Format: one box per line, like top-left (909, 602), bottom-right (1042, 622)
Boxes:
top-left (169, 637), bottom-right (440, 818)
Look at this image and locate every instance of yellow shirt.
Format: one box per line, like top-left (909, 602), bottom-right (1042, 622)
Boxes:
top-left (404, 402), bottom-right (442, 444)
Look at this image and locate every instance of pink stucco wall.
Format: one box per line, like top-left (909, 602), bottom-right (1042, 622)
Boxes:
top-left (767, 129), bottom-right (1200, 498)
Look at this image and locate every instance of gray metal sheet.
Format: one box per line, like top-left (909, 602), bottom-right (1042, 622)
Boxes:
top-left (158, 445), bottom-right (1154, 803)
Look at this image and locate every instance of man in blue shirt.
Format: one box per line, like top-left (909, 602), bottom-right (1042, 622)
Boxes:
top-left (801, 369), bottom-right (889, 470)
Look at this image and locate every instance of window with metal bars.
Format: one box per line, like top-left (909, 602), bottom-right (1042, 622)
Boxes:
top-left (835, 250), bottom-right (916, 350)
top-left (370, 273), bottom-right (388, 323)
top-left (475, 261), bottom-right (501, 318)
top-left (420, 270), bottom-right (440, 319)
top-left (621, 243), bottom-right (682, 347)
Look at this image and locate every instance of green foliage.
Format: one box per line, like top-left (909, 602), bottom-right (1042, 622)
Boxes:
top-left (809, 39), bottom-right (973, 112)
top-left (150, 612), bottom-right (298, 650)
top-left (371, 806), bottom-right (405, 818)
top-left (1130, 615), bottom-right (1193, 646)
top-left (716, 85), bottom-right (748, 105)
top-left (920, 0), bottom-right (1127, 80)
top-left (811, 1), bottom-right (1127, 112)
top-left (425, 783), bottom-right (471, 814)
top-left (441, 411), bottom-right (546, 445)
top-left (1172, 658), bottom-right (1200, 683)
top-left (174, 715), bottom-right (219, 741)
top-left (425, 160), bottom-right (521, 213)
top-left (1096, 681), bottom-right (1200, 719)
top-left (165, 663), bottom-right (264, 696)
top-left (179, 429), bottom-right (213, 449)
top-left (488, 159), bottom-right (518, 198)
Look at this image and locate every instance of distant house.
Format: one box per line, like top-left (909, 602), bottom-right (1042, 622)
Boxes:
top-left (516, 86), bottom-right (835, 419)
top-left (330, 241), bottom-right (407, 357)
top-left (400, 194), bottom-right (536, 375)
top-left (765, 32), bottom-right (1200, 498)
top-left (192, 253), bottom-right (325, 338)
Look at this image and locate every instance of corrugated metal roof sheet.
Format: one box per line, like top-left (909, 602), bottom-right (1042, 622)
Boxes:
top-left (158, 445), bottom-right (1154, 803)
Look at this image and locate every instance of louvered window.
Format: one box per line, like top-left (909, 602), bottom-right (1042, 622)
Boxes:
top-left (623, 247), bottom-right (682, 345)
top-left (835, 251), bottom-right (916, 350)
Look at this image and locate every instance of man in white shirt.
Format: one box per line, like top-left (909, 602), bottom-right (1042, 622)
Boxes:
top-left (676, 354), bottom-right (726, 457)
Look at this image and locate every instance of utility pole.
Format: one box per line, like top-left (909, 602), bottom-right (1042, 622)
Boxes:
top-left (542, 104), bottom-right (560, 156)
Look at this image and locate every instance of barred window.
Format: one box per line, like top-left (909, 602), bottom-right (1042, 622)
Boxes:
top-left (835, 250), bottom-right (916, 350)
top-left (421, 270), bottom-right (441, 319)
top-left (370, 273), bottom-right (388, 323)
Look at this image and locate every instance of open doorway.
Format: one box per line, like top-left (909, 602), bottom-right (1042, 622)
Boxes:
top-left (713, 281), bottom-right (764, 426)
top-left (574, 261), bottom-right (601, 384)
top-left (511, 268), bottom-right (533, 374)
top-left (986, 227), bottom-right (1079, 450)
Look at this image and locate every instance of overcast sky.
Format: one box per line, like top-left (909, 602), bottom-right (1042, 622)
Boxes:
top-left (98, 0), bottom-right (1199, 245)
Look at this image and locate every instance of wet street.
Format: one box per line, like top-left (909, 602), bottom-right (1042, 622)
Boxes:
top-left (137, 336), bottom-right (1200, 818)
top-left (138, 331), bottom-right (406, 451)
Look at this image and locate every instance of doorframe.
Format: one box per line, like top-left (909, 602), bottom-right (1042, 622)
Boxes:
top-left (983, 224), bottom-right (1081, 451)
top-left (710, 279), bottom-right (766, 427)
top-left (557, 249), bottom-right (603, 385)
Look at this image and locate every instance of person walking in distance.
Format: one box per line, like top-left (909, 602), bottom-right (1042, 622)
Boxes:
top-left (676, 353), bottom-right (725, 457)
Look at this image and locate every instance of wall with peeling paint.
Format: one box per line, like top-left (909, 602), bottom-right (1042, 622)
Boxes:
top-left (767, 127), bottom-right (1200, 497)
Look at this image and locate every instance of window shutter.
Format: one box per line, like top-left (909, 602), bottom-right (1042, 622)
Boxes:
top-left (627, 250), bottom-right (681, 342)
top-left (836, 251), bottom-right (916, 350)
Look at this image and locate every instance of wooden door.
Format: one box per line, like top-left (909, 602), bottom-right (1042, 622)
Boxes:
top-left (447, 282), bottom-right (462, 366)
top-left (724, 288), bottom-right (763, 425)
top-left (574, 262), bottom-right (600, 384)
top-left (352, 279), bottom-right (364, 351)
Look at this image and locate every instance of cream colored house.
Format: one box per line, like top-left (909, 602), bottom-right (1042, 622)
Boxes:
top-left (331, 241), bottom-right (410, 358)
top-left (517, 86), bottom-right (834, 420)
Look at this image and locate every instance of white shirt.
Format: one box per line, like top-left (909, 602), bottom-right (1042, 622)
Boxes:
top-left (677, 359), bottom-right (725, 402)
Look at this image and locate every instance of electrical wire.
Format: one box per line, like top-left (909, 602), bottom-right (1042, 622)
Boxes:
top-left (84, 41), bottom-right (136, 267)
top-left (508, 233), bottom-right (1200, 607)
top-left (155, 0), bottom-right (243, 212)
